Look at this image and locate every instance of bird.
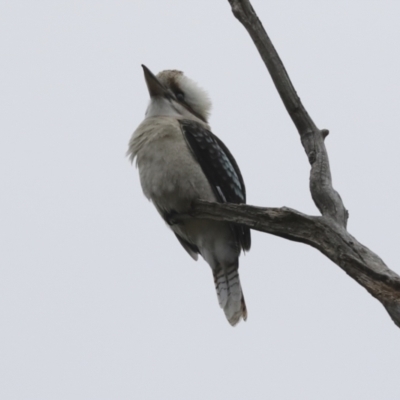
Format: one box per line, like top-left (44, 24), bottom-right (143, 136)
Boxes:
top-left (128, 65), bottom-right (251, 326)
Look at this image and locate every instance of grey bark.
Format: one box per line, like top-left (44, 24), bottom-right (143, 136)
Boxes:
top-left (181, 0), bottom-right (400, 329)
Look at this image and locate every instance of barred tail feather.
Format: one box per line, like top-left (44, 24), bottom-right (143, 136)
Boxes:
top-left (213, 266), bottom-right (247, 326)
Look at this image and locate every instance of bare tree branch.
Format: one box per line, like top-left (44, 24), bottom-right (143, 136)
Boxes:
top-left (229, 0), bottom-right (348, 227)
top-left (185, 201), bottom-right (400, 328)
top-left (179, 0), bottom-right (400, 329)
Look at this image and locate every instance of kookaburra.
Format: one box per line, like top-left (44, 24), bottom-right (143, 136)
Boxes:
top-left (128, 65), bottom-right (251, 326)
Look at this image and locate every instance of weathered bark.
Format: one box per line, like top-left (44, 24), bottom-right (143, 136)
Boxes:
top-left (186, 201), bottom-right (400, 328)
top-left (228, 0), bottom-right (348, 228)
top-left (182, 0), bottom-right (400, 329)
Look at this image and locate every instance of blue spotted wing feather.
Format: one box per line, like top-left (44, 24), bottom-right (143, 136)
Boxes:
top-left (179, 119), bottom-right (251, 252)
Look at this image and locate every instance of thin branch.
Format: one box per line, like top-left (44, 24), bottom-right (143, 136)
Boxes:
top-left (175, 0), bottom-right (400, 328)
top-left (228, 0), bottom-right (347, 227)
top-left (223, 0), bottom-right (400, 328)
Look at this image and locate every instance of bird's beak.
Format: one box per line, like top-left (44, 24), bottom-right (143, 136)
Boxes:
top-left (142, 65), bottom-right (167, 98)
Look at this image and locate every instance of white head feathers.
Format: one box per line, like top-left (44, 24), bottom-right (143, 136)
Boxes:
top-left (156, 70), bottom-right (212, 123)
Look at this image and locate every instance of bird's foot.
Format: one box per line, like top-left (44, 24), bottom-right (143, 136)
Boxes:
top-left (165, 210), bottom-right (179, 225)
top-left (165, 210), bottom-right (192, 225)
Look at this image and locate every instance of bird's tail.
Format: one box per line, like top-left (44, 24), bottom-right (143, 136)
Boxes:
top-left (213, 264), bottom-right (247, 326)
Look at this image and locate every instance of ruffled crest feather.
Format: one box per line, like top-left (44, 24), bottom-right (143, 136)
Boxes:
top-left (157, 70), bottom-right (212, 122)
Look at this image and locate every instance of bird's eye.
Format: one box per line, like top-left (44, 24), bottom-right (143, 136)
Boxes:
top-left (175, 91), bottom-right (185, 102)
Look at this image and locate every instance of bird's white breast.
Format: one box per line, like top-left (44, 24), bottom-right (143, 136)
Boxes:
top-left (128, 116), bottom-right (216, 213)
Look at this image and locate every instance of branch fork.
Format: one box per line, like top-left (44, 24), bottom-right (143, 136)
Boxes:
top-left (184, 0), bottom-right (400, 328)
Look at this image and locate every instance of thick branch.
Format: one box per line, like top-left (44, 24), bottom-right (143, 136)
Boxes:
top-left (228, 0), bottom-right (347, 227)
top-left (194, 0), bottom-right (400, 329)
top-left (185, 201), bottom-right (400, 328)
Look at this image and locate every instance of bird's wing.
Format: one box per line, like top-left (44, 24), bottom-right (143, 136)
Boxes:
top-left (179, 119), bottom-right (251, 252)
top-left (153, 203), bottom-right (200, 260)
top-left (174, 233), bottom-right (199, 261)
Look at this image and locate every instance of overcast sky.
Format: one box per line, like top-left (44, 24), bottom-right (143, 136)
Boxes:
top-left (1, 1), bottom-right (400, 399)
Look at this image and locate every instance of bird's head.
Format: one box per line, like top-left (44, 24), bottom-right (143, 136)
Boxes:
top-left (142, 65), bottom-right (212, 123)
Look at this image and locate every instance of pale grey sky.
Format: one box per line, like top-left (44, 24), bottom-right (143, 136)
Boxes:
top-left (1, 1), bottom-right (399, 399)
